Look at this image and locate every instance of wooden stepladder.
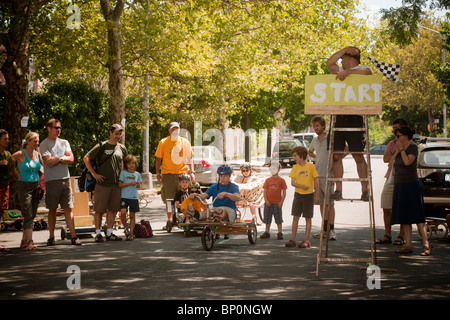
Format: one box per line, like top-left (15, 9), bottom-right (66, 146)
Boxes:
top-left (315, 114), bottom-right (377, 276)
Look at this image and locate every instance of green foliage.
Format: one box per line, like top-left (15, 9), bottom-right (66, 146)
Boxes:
top-left (28, 81), bottom-right (110, 175)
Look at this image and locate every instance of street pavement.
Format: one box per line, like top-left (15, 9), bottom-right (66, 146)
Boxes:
top-left (0, 156), bottom-right (449, 306)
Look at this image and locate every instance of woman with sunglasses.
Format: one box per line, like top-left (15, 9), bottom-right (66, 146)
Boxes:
top-left (234, 162), bottom-right (258, 222)
top-left (390, 126), bottom-right (431, 256)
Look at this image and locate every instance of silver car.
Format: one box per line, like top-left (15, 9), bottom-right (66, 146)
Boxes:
top-left (192, 146), bottom-right (224, 186)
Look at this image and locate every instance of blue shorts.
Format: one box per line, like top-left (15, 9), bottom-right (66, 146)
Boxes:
top-left (120, 198), bottom-right (140, 213)
top-left (263, 204), bottom-right (283, 225)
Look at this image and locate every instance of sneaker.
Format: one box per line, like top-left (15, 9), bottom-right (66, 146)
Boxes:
top-left (260, 231), bottom-right (270, 239)
top-left (95, 234), bottom-right (104, 243)
top-left (277, 232), bottom-right (283, 240)
top-left (330, 190), bottom-right (343, 200)
top-left (46, 237), bottom-right (55, 246)
top-left (329, 229), bottom-right (337, 240)
top-left (313, 232), bottom-right (326, 239)
top-left (361, 191), bottom-right (369, 201)
top-left (106, 233), bottom-right (122, 241)
top-left (71, 237), bottom-right (82, 245)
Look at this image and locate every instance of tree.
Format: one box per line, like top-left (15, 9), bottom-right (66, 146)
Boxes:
top-left (381, 19), bottom-right (444, 136)
top-left (0, 0), bottom-right (51, 152)
top-left (380, 0), bottom-right (450, 46)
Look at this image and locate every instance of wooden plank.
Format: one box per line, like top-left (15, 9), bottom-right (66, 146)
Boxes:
top-left (305, 105), bottom-right (382, 115)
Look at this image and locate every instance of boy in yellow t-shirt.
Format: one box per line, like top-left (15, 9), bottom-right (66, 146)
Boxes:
top-left (180, 182), bottom-right (206, 223)
top-left (286, 146), bottom-right (319, 248)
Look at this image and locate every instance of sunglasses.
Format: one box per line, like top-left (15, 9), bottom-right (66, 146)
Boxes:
top-left (241, 169), bottom-right (250, 172)
top-left (53, 126), bottom-right (62, 130)
top-left (189, 190), bottom-right (200, 194)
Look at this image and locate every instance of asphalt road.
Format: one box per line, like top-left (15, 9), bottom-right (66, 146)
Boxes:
top-left (1, 155), bottom-right (449, 306)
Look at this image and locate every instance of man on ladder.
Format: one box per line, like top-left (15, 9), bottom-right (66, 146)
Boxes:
top-left (326, 46), bottom-right (371, 201)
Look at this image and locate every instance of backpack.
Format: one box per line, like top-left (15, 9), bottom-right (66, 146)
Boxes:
top-left (133, 220), bottom-right (153, 238)
top-left (78, 142), bottom-right (114, 192)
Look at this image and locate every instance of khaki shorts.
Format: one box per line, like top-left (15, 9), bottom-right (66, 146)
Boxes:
top-left (93, 184), bottom-right (121, 213)
top-left (45, 179), bottom-right (73, 210)
top-left (211, 206), bottom-right (236, 223)
top-left (380, 179), bottom-right (394, 209)
top-left (318, 177), bottom-right (335, 206)
top-left (161, 174), bottom-right (179, 203)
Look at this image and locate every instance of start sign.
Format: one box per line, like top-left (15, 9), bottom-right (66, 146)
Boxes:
top-left (305, 74), bottom-right (383, 115)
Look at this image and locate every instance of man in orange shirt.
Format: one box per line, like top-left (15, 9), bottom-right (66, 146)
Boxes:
top-left (155, 122), bottom-right (195, 225)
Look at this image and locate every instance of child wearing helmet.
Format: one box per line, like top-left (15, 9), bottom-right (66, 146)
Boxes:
top-left (174, 173), bottom-right (191, 214)
top-left (180, 181), bottom-right (206, 223)
top-left (200, 165), bottom-right (240, 223)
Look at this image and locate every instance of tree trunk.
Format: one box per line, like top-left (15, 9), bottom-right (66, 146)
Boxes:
top-left (100, 0), bottom-right (126, 143)
top-left (0, 0), bottom-right (51, 209)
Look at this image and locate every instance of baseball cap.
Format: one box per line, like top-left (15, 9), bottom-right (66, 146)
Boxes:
top-left (169, 122), bottom-right (180, 129)
top-left (110, 124), bottom-right (124, 132)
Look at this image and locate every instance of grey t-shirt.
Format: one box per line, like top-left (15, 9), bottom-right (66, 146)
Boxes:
top-left (309, 134), bottom-right (329, 177)
top-left (393, 143), bottom-right (418, 184)
top-left (40, 137), bottom-right (71, 182)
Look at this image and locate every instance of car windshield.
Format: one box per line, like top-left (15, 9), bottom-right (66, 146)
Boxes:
top-left (418, 148), bottom-right (450, 167)
top-left (278, 141), bottom-right (298, 151)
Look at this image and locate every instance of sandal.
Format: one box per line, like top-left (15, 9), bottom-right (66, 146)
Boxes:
top-left (420, 245), bottom-right (432, 256)
top-left (393, 236), bottom-right (404, 246)
top-left (0, 246), bottom-right (10, 252)
top-left (395, 246), bottom-right (413, 253)
top-left (376, 234), bottom-right (392, 244)
top-left (298, 241), bottom-right (310, 248)
top-left (285, 240), bottom-right (296, 247)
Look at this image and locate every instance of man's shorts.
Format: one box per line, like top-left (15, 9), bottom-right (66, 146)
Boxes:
top-left (263, 203), bottom-right (283, 225)
top-left (93, 184), bottom-right (121, 213)
top-left (317, 177), bottom-right (335, 206)
top-left (380, 179), bottom-right (394, 209)
top-left (333, 131), bottom-right (365, 152)
top-left (45, 179), bottom-right (73, 210)
top-left (161, 174), bottom-right (179, 203)
top-left (291, 193), bottom-right (314, 218)
top-left (211, 206), bottom-right (236, 223)
top-left (120, 198), bottom-right (140, 213)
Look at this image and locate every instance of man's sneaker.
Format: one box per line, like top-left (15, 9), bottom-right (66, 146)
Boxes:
top-left (330, 190), bottom-right (343, 200)
top-left (277, 232), bottom-right (283, 240)
top-left (329, 229), bottom-right (337, 241)
top-left (71, 237), bottom-right (82, 245)
top-left (106, 233), bottom-right (122, 241)
top-left (260, 231), bottom-right (270, 239)
top-left (95, 234), bottom-right (104, 243)
top-left (361, 191), bottom-right (369, 202)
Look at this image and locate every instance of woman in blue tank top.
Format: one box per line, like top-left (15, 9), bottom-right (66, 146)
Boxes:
top-left (11, 132), bottom-right (42, 251)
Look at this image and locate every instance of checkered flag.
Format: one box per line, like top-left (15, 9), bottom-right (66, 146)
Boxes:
top-left (369, 57), bottom-right (400, 82)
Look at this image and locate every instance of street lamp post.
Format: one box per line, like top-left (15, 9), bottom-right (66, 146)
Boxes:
top-left (418, 25), bottom-right (447, 138)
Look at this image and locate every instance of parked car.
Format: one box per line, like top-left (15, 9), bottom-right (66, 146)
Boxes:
top-left (272, 139), bottom-right (303, 167)
top-left (293, 132), bottom-right (317, 144)
top-left (417, 138), bottom-right (450, 217)
top-left (192, 146), bottom-right (224, 186)
top-left (369, 145), bottom-right (387, 155)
